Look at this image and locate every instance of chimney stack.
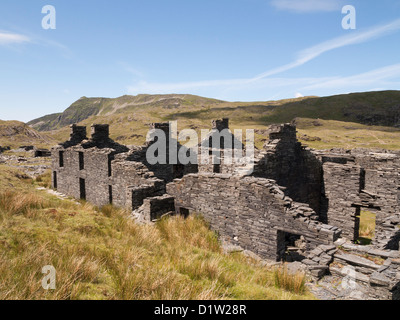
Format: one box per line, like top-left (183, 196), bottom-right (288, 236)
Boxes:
top-left (212, 118), bottom-right (229, 131)
top-left (69, 124), bottom-right (87, 144)
top-left (91, 124), bottom-right (110, 141)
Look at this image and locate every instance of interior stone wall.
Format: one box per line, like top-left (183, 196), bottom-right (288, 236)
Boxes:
top-left (321, 162), bottom-right (362, 241)
top-left (252, 124), bottom-right (323, 214)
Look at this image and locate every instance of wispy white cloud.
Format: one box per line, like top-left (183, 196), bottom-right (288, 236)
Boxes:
top-left (128, 78), bottom-right (246, 95)
top-left (270, 0), bottom-right (343, 13)
top-left (251, 18), bottom-right (400, 81)
top-left (0, 32), bottom-right (30, 45)
top-left (301, 63), bottom-right (400, 91)
top-left (127, 77), bottom-right (333, 100)
top-left (128, 64), bottom-right (400, 101)
top-left (37, 37), bottom-right (73, 58)
top-left (127, 18), bottom-right (400, 99)
top-left (0, 30), bottom-right (72, 58)
top-left (117, 61), bottom-right (144, 78)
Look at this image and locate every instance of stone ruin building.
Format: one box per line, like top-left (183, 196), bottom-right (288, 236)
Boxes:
top-left (51, 119), bottom-right (400, 300)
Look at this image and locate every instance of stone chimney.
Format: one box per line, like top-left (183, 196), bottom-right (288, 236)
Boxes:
top-left (150, 123), bottom-right (171, 137)
top-left (91, 124), bottom-right (110, 141)
top-left (69, 124), bottom-right (87, 144)
top-left (147, 122), bottom-right (172, 147)
top-left (268, 123), bottom-right (297, 141)
top-left (212, 118), bottom-right (229, 131)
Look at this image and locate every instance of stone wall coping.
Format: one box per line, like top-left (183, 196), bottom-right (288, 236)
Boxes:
top-left (334, 252), bottom-right (382, 270)
top-left (339, 242), bottom-right (400, 259)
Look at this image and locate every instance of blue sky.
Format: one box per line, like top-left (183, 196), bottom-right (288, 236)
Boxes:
top-left (1, 0), bottom-right (400, 122)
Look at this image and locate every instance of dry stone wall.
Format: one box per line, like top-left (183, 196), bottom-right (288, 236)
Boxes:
top-left (52, 146), bottom-right (115, 207)
top-left (315, 148), bottom-right (400, 249)
top-left (167, 173), bottom-right (341, 261)
top-left (132, 195), bottom-right (176, 222)
top-left (252, 124), bottom-right (323, 214)
top-left (354, 152), bottom-right (400, 249)
top-left (111, 157), bottom-right (165, 209)
top-left (52, 124), bottom-right (169, 209)
top-left (321, 162), bottom-right (362, 241)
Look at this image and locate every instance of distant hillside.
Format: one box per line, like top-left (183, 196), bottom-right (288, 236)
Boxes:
top-left (28, 94), bottom-right (224, 131)
top-left (0, 120), bottom-right (54, 149)
top-left (29, 91), bottom-right (400, 133)
top-left (264, 90), bottom-right (400, 127)
top-left (27, 113), bottom-right (63, 132)
top-left (25, 90), bottom-right (400, 150)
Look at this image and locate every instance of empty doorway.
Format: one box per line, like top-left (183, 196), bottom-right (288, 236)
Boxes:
top-left (356, 209), bottom-right (376, 245)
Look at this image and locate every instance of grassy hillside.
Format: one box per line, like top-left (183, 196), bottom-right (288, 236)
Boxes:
top-left (295, 118), bottom-right (400, 150)
top-left (44, 115), bottom-right (400, 152)
top-left (28, 94), bottom-right (225, 131)
top-left (261, 90), bottom-right (400, 126)
top-left (26, 113), bottom-right (62, 132)
top-left (26, 90), bottom-right (400, 151)
top-left (0, 167), bottom-right (313, 300)
top-left (29, 90), bottom-right (400, 131)
top-left (0, 120), bottom-right (55, 149)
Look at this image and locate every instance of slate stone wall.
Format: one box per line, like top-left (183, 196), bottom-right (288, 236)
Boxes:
top-left (51, 120), bottom-right (400, 253)
top-left (111, 158), bottom-right (166, 209)
top-left (132, 195), bottom-right (176, 222)
top-left (252, 124), bottom-right (323, 215)
top-left (321, 162), bottom-right (362, 241)
top-left (316, 149), bottom-right (400, 249)
top-left (351, 152), bottom-right (400, 249)
top-left (167, 173), bottom-right (341, 261)
top-left (52, 147), bottom-right (82, 200)
top-left (52, 146), bottom-right (114, 207)
top-left (52, 124), bottom-right (168, 209)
